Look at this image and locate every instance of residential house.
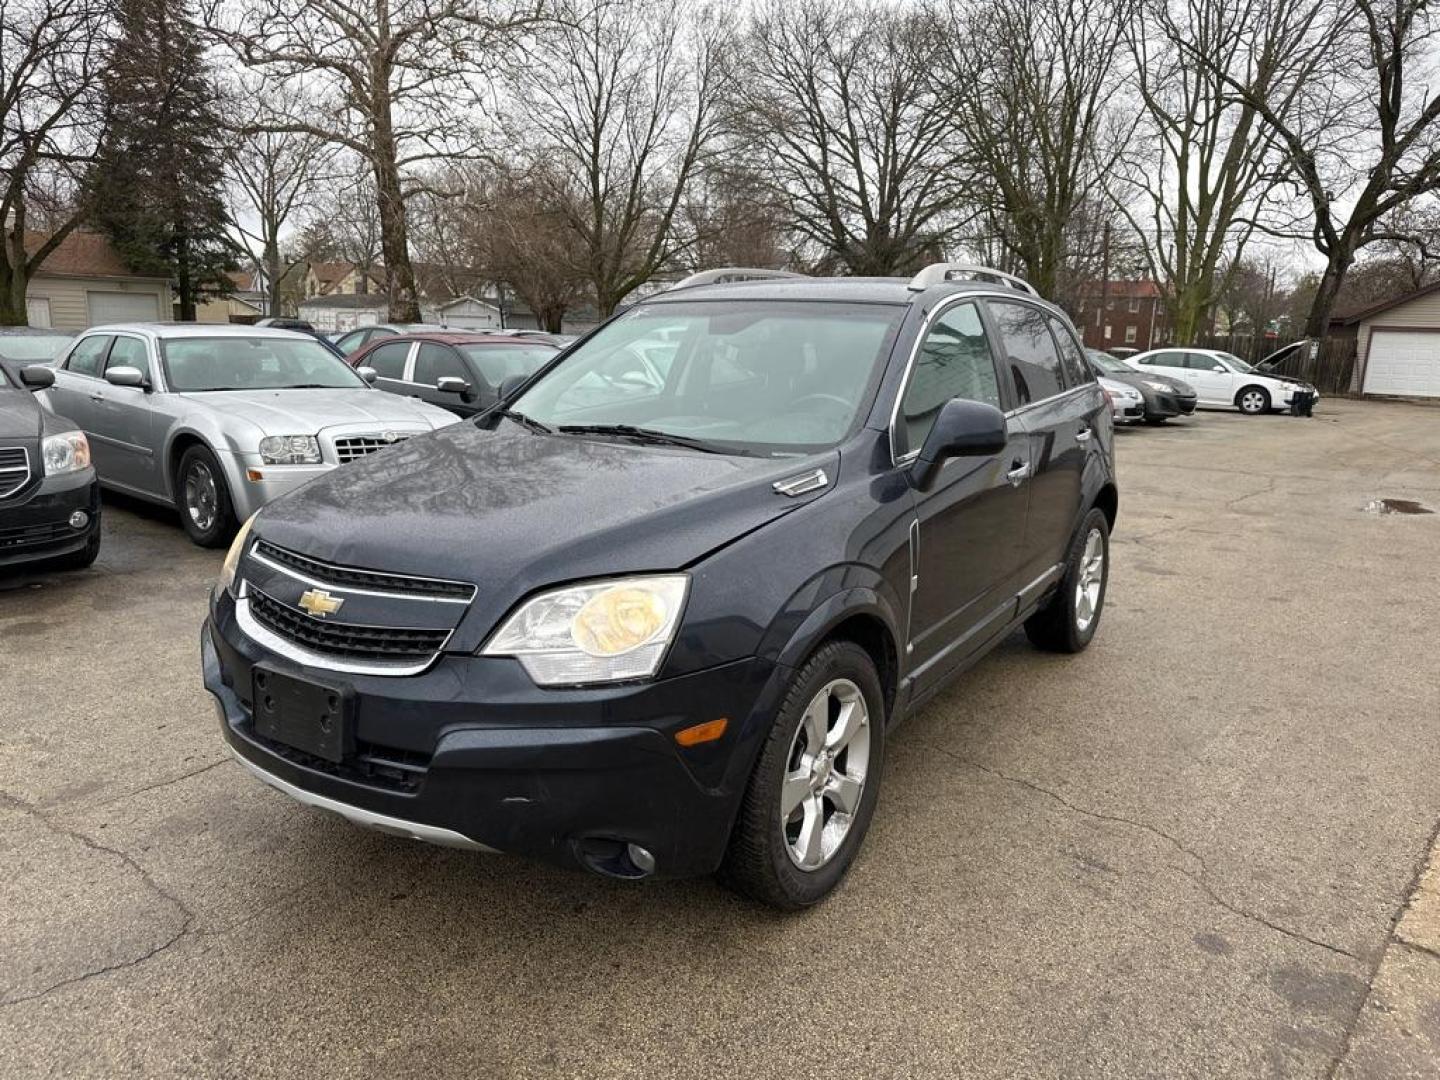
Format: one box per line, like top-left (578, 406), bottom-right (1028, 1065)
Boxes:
top-left (297, 292), bottom-right (388, 332)
top-left (1077, 280), bottom-right (1168, 352)
top-left (191, 268), bottom-right (266, 324)
top-left (303, 260), bottom-right (383, 299)
top-left (423, 295), bottom-right (504, 329)
top-left (1329, 282), bottom-right (1440, 398)
top-left (21, 231), bottom-right (173, 330)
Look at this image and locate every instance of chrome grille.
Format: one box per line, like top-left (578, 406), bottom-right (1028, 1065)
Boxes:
top-left (0, 447), bottom-right (30, 500)
top-left (248, 588), bottom-right (451, 662)
top-left (250, 540), bottom-right (475, 601)
top-left (333, 433), bottom-right (412, 464)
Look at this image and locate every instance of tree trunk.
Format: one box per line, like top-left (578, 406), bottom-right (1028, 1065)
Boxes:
top-left (542, 306), bottom-right (565, 333)
top-left (1303, 246), bottom-right (1357, 343)
top-left (176, 226), bottom-right (195, 322)
top-left (371, 94), bottom-right (421, 323)
top-left (0, 261), bottom-right (26, 326)
top-left (264, 234), bottom-right (284, 317)
top-left (1169, 285), bottom-right (1209, 346)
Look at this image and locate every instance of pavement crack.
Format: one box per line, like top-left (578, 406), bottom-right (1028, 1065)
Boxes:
top-left (106, 757), bottom-right (229, 805)
top-left (922, 745), bottom-right (1362, 962)
top-left (0, 790), bottom-right (196, 1008)
top-left (1223, 475), bottom-right (1277, 511)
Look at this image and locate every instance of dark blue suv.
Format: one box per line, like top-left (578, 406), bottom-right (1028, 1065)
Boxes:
top-left (202, 264), bottom-right (1117, 908)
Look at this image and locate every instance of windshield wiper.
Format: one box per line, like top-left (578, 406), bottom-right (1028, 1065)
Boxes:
top-left (555, 423), bottom-right (726, 454)
top-left (489, 409), bottom-right (553, 434)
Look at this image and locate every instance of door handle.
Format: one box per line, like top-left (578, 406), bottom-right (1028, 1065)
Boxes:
top-left (1076, 426), bottom-right (1093, 442)
top-left (88, 393), bottom-right (104, 403)
top-left (1007, 461), bottom-right (1032, 486)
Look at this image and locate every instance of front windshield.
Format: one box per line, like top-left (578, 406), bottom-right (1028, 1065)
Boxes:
top-left (513, 300), bottom-right (905, 455)
top-left (459, 344), bottom-right (556, 385)
top-left (1215, 352), bottom-right (1254, 372)
top-left (162, 336), bottom-right (368, 392)
top-left (0, 333), bottom-right (72, 362)
top-left (1087, 350), bottom-right (1130, 375)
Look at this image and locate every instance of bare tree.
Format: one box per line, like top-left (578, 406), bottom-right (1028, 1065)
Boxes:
top-left (507, 0), bottom-right (724, 316)
top-left (726, 0), bottom-right (966, 276)
top-left (477, 166), bottom-right (588, 332)
top-left (940, 0), bottom-right (1135, 300)
top-left (1, 0), bottom-right (110, 325)
top-left (224, 79), bottom-right (333, 316)
top-left (206, 0), bottom-right (542, 321)
top-left (1179, 0), bottom-right (1440, 339)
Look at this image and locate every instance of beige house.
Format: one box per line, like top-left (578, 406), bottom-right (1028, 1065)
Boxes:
top-left (23, 231), bottom-right (172, 330)
top-left (303, 261), bottom-right (382, 298)
top-left (1332, 283), bottom-right (1440, 398)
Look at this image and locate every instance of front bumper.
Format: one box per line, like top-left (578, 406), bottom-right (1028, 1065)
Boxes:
top-left (203, 595), bottom-right (782, 878)
top-left (1140, 388), bottom-right (1197, 418)
top-left (223, 456), bottom-right (333, 521)
top-left (0, 468), bottom-right (100, 568)
top-left (1112, 400), bottom-right (1145, 423)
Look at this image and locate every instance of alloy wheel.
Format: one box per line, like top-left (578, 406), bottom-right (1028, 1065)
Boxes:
top-left (184, 462), bottom-right (218, 533)
top-left (1241, 391), bottom-right (1266, 413)
top-left (781, 678), bottom-right (871, 871)
top-left (1074, 527), bottom-right (1105, 633)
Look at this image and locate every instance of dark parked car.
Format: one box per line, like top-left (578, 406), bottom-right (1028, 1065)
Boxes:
top-left (347, 332), bottom-right (559, 417)
top-left (0, 360), bottom-right (101, 570)
top-left (331, 323), bottom-right (446, 357)
top-left (1087, 349), bottom-right (1197, 424)
top-left (204, 263), bottom-right (1118, 908)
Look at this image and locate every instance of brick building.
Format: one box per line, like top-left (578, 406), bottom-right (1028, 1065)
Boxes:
top-left (1078, 280), bottom-right (1168, 353)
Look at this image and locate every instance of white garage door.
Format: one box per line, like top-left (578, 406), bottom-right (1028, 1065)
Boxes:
top-left (87, 290), bottom-right (160, 325)
top-left (1365, 330), bottom-right (1440, 398)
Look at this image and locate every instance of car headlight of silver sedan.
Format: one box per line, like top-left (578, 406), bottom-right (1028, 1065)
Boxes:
top-left (258, 435), bottom-right (322, 465)
top-left (41, 430), bottom-right (91, 476)
top-left (1143, 380), bottom-right (1171, 392)
top-left (481, 575), bottom-right (689, 686)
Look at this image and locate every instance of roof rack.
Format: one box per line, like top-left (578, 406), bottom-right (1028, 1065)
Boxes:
top-left (667, 268), bottom-right (806, 291)
top-left (907, 263), bottom-right (1038, 296)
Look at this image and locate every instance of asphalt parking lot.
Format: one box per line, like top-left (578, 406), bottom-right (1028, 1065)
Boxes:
top-left (2, 399), bottom-right (1439, 1079)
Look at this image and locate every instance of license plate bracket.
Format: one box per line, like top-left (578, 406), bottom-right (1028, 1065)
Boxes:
top-left (251, 666), bottom-right (353, 764)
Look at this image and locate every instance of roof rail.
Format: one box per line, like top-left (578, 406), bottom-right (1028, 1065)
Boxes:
top-left (667, 268), bottom-right (806, 291)
top-left (907, 263), bottom-right (1038, 296)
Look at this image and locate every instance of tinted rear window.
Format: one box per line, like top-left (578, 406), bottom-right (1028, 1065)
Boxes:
top-left (988, 301), bottom-right (1064, 405)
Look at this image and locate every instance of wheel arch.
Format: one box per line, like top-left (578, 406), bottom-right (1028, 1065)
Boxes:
top-left (1233, 383), bottom-right (1272, 410)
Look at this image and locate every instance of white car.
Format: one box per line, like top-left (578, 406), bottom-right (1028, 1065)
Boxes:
top-left (1124, 347), bottom-right (1318, 415)
top-left (1098, 376), bottom-right (1145, 424)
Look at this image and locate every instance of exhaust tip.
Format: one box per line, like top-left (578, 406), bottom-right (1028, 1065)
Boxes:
top-left (577, 838), bottom-right (657, 879)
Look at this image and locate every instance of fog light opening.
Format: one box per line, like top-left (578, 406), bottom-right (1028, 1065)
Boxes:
top-left (68, 510), bottom-right (89, 530)
top-left (576, 837), bottom-right (657, 879)
top-left (626, 843), bottom-right (656, 875)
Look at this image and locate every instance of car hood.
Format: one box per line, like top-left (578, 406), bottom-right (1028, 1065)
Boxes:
top-left (0, 388), bottom-right (43, 440)
top-left (175, 388), bottom-right (451, 435)
top-left (252, 421), bottom-right (833, 632)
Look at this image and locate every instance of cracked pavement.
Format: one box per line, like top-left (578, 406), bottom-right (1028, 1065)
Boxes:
top-left (2, 398), bottom-right (1439, 1078)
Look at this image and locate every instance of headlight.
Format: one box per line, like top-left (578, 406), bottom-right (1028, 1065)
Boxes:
top-left (219, 513), bottom-right (258, 594)
top-left (1143, 381), bottom-right (1171, 392)
top-left (481, 575), bottom-right (688, 685)
top-left (258, 435), bottom-right (321, 465)
top-left (41, 430), bottom-right (91, 475)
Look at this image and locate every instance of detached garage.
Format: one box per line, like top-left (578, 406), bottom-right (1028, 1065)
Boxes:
top-left (1336, 283), bottom-right (1440, 399)
top-left (22, 230), bottom-right (172, 332)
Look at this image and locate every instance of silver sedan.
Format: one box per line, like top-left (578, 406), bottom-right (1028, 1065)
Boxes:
top-left (42, 324), bottom-right (458, 546)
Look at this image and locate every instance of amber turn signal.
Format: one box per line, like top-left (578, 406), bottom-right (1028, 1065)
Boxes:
top-left (674, 718), bottom-right (728, 747)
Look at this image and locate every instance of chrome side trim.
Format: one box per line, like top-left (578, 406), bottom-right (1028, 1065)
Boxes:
top-left (772, 468), bottom-right (828, 497)
top-left (228, 747), bottom-right (495, 852)
top-left (247, 545), bottom-right (475, 605)
top-left (1018, 564), bottom-right (1065, 608)
top-left (234, 595), bottom-right (450, 677)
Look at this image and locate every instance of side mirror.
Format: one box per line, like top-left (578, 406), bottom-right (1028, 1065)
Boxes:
top-left (356, 366), bottom-right (378, 384)
top-left (436, 376), bottom-right (472, 396)
top-left (1212, 365), bottom-right (1226, 373)
top-left (104, 365), bottom-right (146, 389)
top-left (909, 398), bottom-right (1008, 492)
top-left (19, 365), bottom-right (54, 391)
top-left (498, 374), bottom-right (527, 401)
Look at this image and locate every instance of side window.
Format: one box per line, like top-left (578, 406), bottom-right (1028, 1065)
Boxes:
top-left (365, 341), bottom-right (411, 379)
top-left (1047, 316), bottom-right (1090, 386)
top-left (1145, 351), bottom-right (1180, 367)
top-left (105, 336), bottom-right (151, 380)
top-left (413, 343), bottom-right (470, 386)
top-left (65, 336), bottom-right (111, 377)
top-left (988, 301), bottom-right (1064, 406)
top-left (899, 302), bottom-right (1001, 455)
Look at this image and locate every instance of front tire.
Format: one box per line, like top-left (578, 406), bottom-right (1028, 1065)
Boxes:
top-left (1237, 386), bottom-right (1271, 415)
top-left (720, 640), bottom-right (886, 910)
top-left (176, 445), bottom-right (237, 548)
top-left (1024, 508), bottom-right (1110, 653)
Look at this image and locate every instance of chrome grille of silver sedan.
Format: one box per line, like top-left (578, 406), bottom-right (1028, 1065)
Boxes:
top-left (0, 447), bottom-right (30, 500)
top-left (333, 433), bottom-right (412, 465)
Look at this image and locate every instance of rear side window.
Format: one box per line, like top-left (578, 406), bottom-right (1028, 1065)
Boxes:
top-left (459, 344), bottom-right (556, 386)
top-left (66, 336), bottom-right (111, 377)
top-left (1047, 317), bottom-right (1090, 386)
top-left (365, 341), bottom-right (410, 379)
top-left (988, 301), bottom-right (1063, 405)
top-left (414, 343), bottom-right (470, 386)
top-left (899, 302), bottom-right (1000, 455)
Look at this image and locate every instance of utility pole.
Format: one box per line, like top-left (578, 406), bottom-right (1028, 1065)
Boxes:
top-left (1098, 221), bottom-right (1111, 347)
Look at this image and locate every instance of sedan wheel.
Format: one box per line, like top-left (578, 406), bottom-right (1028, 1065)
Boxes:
top-left (1238, 388), bottom-right (1270, 414)
top-left (185, 461), bottom-right (218, 533)
top-left (781, 678), bottom-right (871, 871)
top-left (176, 445), bottom-right (237, 547)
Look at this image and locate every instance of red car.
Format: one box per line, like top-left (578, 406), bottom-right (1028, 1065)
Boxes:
top-left (348, 332), bottom-right (560, 418)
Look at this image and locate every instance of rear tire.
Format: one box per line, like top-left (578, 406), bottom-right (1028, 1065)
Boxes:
top-left (719, 640), bottom-right (886, 910)
top-left (176, 445), bottom-right (236, 548)
top-left (1236, 386), bottom-right (1271, 415)
top-left (1024, 508), bottom-right (1109, 654)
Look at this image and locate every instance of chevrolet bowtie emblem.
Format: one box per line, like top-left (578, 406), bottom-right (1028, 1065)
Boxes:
top-left (298, 589), bottom-right (344, 618)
